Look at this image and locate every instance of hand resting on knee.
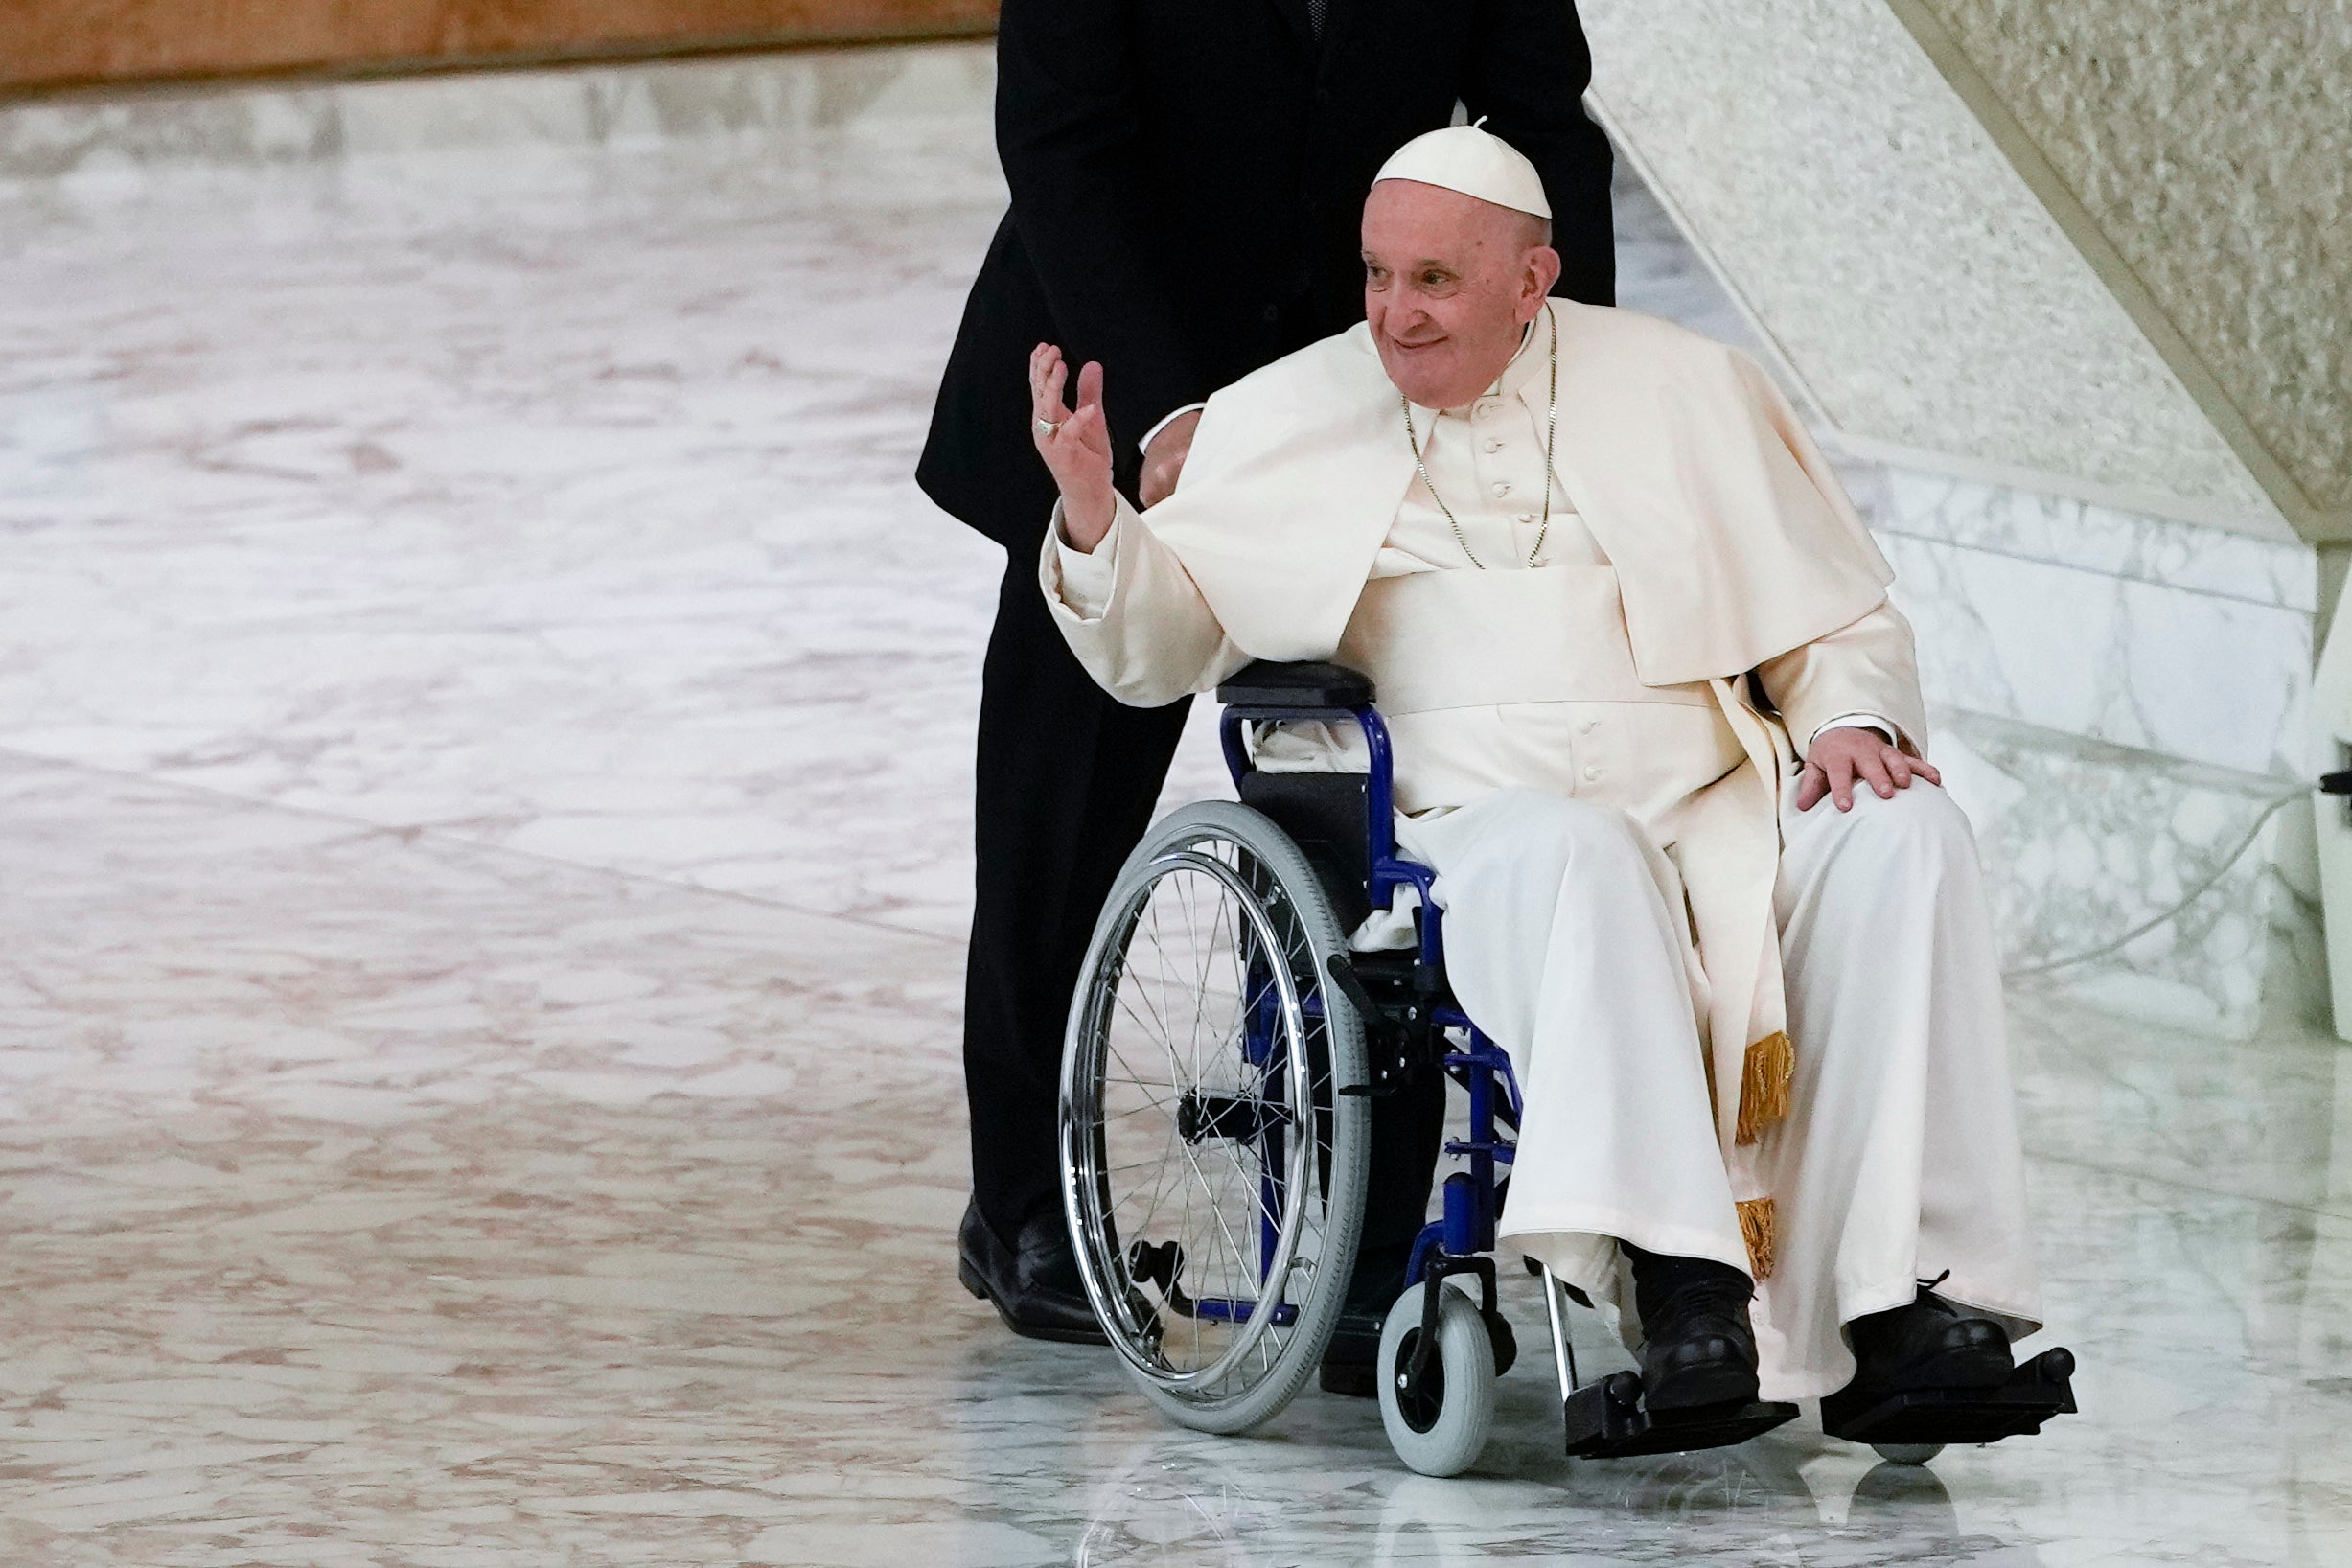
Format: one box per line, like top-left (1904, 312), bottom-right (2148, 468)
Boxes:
top-left (1795, 726), bottom-right (1942, 814)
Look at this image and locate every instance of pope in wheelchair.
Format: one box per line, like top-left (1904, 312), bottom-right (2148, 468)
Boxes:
top-left (1024, 125), bottom-right (2073, 1475)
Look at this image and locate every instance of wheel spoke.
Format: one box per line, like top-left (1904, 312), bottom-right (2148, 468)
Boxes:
top-left (1117, 1138), bottom-right (1186, 1250)
top-left (1077, 1099), bottom-right (1175, 1130)
top-left (1118, 916), bottom-right (1179, 1053)
top-left (1144, 894), bottom-right (1198, 1106)
top-left (1175, 1137), bottom-right (1255, 1317)
top-left (1181, 874), bottom-right (1214, 1099)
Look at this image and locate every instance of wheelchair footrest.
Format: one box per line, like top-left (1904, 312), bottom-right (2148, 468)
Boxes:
top-left (1820, 1348), bottom-right (2077, 1448)
top-left (1563, 1371), bottom-right (1799, 1459)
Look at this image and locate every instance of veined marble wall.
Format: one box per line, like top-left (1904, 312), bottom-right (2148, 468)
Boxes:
top-left (1869, 471), bottom-right (2316, 780)
top-left (1857, 463), bottom-right (2320, 1035)
top-left (1872, 322), bottom-right (2325, 1038)
top-left (1936, 706), bottom-right (2319, 1036)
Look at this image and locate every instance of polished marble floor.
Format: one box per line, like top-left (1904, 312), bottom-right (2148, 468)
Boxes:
top-left (4, 81), bottom-right (2352, 1568)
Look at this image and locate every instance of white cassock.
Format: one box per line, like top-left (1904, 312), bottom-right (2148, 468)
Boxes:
top-left (1043, 301), bottom-right (2042, 1399)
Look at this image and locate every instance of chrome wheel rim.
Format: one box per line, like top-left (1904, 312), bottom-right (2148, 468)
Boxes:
top-left (1063, 846), bottom-right (1322, 1398)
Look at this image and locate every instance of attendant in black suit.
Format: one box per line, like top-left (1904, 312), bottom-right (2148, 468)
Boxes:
top-left (921, 0), bottom-right (1617, 1363)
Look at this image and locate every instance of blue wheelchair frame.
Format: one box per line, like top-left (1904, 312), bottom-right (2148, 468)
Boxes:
top-left (1218, 687), bottom-right (1527, 1338)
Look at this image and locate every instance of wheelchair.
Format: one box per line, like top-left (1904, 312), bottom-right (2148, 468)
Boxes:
top-left (1056, 660), bottom-right (2076, 1477)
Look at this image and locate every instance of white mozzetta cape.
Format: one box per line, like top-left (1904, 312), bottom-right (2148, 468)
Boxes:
top-left (1122, 302), bottom-right (1896, 691)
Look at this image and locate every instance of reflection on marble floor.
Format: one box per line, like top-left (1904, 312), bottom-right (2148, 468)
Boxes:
top-left (9, 756), bottom-right (2352, 1566)
top-left (5, 58), bottom-right (2352, 1568)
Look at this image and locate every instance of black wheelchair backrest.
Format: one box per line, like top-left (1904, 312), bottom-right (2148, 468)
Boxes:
top-left (1238, 771), bottom-right (1373, 929)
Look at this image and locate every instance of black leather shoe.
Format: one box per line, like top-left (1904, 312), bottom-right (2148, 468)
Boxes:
top-left (1841, 1280), bottom-right (2013, 1399)
top-left (1318, 1303), bottom-right (1388, 1397)
top-left (957, 1199), bottom-right (1108, 1346)
top-left (1626, 1244), bottom-right (1761, 1413)
top-left (1319, 1239), bottom-right (1411, 1397)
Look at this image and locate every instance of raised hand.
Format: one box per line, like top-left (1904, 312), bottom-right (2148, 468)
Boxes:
top-left (1795, 726), bottom-right (1943, 812)
top-left (1028, 343), bottom-right (1118, 551)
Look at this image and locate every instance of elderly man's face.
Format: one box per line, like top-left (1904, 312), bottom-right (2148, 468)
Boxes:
top-left (1361, 180), bottom-right (1561, 410)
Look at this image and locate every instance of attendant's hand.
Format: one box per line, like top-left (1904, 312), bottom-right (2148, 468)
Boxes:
top-left (1139, 407), bottom-right (1202, 508)
top-left (1795, 726), bottom-right (1942, 812)
top-left (1028, 343), bottom-right (1117, 552)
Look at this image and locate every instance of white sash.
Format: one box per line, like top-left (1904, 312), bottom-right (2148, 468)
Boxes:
top-left (1336, 565), bottom-right (1720, 717)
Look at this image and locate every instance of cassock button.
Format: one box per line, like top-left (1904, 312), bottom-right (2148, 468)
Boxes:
top-left (1577, 719), bottom-right (1597, 734)
top-left (1484, 439), bottom-right (1504, 454)
top-left (1582, 765), bottom-right (1602, 782)
top-left (1475, 404), bottom-right (1496, 421)
top-left (1516, 513), bottom-right (1536, 525)
top-left (1491, 481), bottom-right (1511, 497)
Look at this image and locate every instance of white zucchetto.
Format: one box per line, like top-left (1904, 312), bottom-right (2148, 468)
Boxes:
top-left (1372, 121), bottom-right (1551, 220)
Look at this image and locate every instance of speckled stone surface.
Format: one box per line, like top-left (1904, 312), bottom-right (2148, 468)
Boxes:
top-left (1915, 0), bottom-right (2352, 519)
top-left (1577, 0), bottom-right (2282, 534)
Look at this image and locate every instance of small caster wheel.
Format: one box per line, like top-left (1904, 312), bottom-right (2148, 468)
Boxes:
top-left (1873, 1442), bottom-right (1944, 1465)
top-left (1377, 1281), bottom-right (1495, 1477)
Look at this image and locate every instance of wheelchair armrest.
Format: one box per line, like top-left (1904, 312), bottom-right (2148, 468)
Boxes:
top-left (1215, 659), bottom-right (1374, 711)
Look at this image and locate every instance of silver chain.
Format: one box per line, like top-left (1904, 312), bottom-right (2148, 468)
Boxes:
top-left (1400, 305), bottom-right (1561, 570)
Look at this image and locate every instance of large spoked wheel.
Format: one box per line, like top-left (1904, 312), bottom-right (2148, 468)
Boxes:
top-left (1060, 800), bottom-right (1372, 1435)
top-left (1376, 1281), bottom-right (1497, 1477)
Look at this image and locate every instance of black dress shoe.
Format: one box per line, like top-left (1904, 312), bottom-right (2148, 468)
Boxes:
top-left (1841, 1280), bottom-right (2013, 1399)
top-left (1318, 1239), bottom-right (1411, 1397)
top-left (957, 1199), bottom-right (1109, 1346)
top-left (1625, 1244), bottom-right (1761, 1413)
top-left (1319, 1303), bottom-right (1388, 1397)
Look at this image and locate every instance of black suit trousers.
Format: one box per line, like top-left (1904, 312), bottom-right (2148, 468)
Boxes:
top-left (965, 550), bottom-right (1446, 1288)
top-left (965, 556), bottom-right (1193, 1234)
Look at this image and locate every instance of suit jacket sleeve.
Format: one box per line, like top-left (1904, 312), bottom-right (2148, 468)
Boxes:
top-left (1459, 0), bottom-right (1617, 305)
top-left (996, 0), bottom-right (1211, 451)
top-left (1755, 601), bottom-right (1932, 761)
top-left (1038, 497), bottom-right (1250, 708)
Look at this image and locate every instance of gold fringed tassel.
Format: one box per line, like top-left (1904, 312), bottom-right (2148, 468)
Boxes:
top-left (1737, 1197), bottom-right (1777, 1280)
top-left (1734, 1029), bottom-right (1794, 1145)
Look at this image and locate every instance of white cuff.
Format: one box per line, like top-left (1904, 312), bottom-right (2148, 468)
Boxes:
top-left (1140, 402), bottom-right (1208, 457)
top-left (1808, 712), bottom-right (1899, 749)
top-left (1050, 501), bottom-right (1119, 620)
